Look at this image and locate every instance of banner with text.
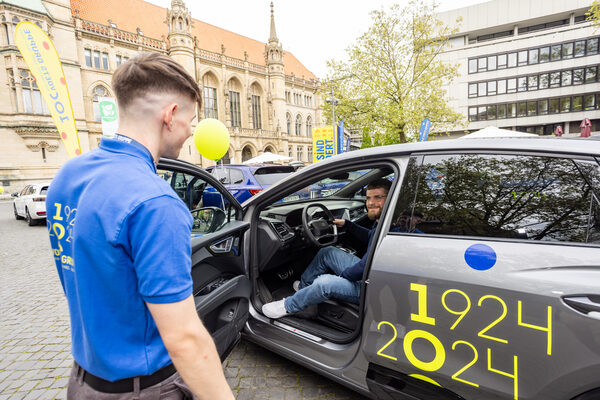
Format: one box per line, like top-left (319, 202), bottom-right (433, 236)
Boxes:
top-left (312, 126), bottom-right (336, 163)
top-left (15, 21), bottom-right (81, 158)
top-left (98, 97), bottom-right (118, 137)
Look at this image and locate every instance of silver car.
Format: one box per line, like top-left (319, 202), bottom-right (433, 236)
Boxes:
top-left (156, 137), bottom-right (600, 400)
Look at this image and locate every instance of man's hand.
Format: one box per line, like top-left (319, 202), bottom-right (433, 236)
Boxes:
top-left (147, 296), bottom-right (234, 400)
top-left (333, 219), bottom-right (345, 227)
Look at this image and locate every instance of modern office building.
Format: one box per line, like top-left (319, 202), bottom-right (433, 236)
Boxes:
top-left (437, 0), bottom-right (600, 137)
top-left (0, 0), bottom-right (320, 192)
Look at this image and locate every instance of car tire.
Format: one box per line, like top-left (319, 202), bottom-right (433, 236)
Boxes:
top-left (14, 204), bottom-right (24, 220)
top-left (26, 208), bottom-right (36, 226)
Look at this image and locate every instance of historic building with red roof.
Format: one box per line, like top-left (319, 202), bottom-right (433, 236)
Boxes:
top-left (0, 0), bottom-right (321, 190)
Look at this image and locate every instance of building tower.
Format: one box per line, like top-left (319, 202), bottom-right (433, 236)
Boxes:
top-left (167, 0), bottom-right (195, 77)
top-left (265, 2), bottom-right (286, 140)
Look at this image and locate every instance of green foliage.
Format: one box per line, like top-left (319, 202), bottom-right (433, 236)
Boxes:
top-left (322, 0), bottom-right (465, 146)
top-left (587, 0), bottom-right (600, 27)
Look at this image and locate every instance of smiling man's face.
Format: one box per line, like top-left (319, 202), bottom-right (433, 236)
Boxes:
top-left (365, 187), bottom-right (388, 221)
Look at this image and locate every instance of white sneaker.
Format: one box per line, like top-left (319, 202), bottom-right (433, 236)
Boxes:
top-left (262, 299), bottom-right (289, 319)
top-left (293, 280), bottom-right (301, 292)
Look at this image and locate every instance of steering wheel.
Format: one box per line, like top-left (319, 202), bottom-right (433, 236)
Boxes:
top-left (302, 203), bottom-right (338, 248)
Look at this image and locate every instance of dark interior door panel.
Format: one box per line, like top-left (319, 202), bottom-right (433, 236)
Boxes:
top-left (194, 276), bottom-right (251, 360)
top-left (190, 221), bottom-right (251, 360)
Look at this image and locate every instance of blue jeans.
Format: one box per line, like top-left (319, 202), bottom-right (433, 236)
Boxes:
top-left (284, 246), bottom-right (361, 313)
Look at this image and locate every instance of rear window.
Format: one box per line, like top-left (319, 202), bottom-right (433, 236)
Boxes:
top-left (253, 167), bottom-right (294, 186)
top-left (40, 186), bottom-right (49, 195)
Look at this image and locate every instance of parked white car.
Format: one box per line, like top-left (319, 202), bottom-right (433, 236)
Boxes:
top-left (12, 182), bottom-right (51, 226)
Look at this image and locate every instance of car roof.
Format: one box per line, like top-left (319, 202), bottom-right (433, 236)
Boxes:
top-left (304, 137), bottom-right (600, 171)
top-left (207, 164), bottom-right (293, 171)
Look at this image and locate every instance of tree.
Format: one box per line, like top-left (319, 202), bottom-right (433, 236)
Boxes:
top-left (322, 0), bottom-right (464, 147)
top-left (587, 1), bottom-right (600, 28)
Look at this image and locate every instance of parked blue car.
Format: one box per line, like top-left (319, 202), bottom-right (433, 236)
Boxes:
top-left (203, 164), bottom-right (295, 206)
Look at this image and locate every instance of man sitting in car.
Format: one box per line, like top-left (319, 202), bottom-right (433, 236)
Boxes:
top-left (262, 179), bottom-right (391, 319)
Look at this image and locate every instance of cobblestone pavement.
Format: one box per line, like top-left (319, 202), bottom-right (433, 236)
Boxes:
top-left (0, 201), bottom-right (365, 399)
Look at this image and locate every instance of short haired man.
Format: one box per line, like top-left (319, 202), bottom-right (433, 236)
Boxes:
top-left (262, 178), bottom-right (392, 318)
top-left (47, 53), bottom-right (234, 399)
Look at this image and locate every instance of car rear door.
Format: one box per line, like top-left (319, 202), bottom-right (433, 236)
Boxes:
top-left (362, 152), bottom-right (600, 400)
top-left (15, 185), bottom-right (29, 214)
top-left (157, 158), bottom-right (251, 359)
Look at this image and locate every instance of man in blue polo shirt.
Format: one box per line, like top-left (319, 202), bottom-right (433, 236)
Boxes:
top-left (262, 179), bottom-right (391, 318)
top-left (47, 53), bottom-right (234, 399)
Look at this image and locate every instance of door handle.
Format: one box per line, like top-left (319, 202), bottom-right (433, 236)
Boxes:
top-left (210, 236), bottom-right (234, 254)
top-left (563, 295), bottom-right (600, 316)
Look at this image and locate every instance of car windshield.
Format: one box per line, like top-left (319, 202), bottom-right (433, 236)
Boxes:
top-left (280, 169), bottom-right (370, 202)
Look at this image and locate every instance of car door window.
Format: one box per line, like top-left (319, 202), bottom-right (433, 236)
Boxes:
top-left (211, 167), bottom-right (234, 184)
top-left (158, 169), bottom-right (229, 236)
top-left (19, 186), bottom-right (29, 196)
top-left (391, 154), bottom-right (600, 244)
top-left (228, 169), bottom-right (244, 184)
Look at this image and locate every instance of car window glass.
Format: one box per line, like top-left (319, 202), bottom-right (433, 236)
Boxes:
top-left (229, 169), bottom-right (244, 184)
top-left (279, 169), bottom-right (371, 202)
top-left (28, 186), bottom-right (35, 195)
top-left (19, 186), bottom-right (28, 196)
top-left (391, 154), bottom-right (600, 244)
top-left (211, 167), bottom-right (232, 184)
top-left (157, 169), bottom-right (230, 237)
top-left (40, 186), bottom-right (49, 195)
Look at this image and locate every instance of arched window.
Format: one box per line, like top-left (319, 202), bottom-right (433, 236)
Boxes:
top-left (178, 18), bottom-right (183, 30)
top-left (250, 83), bottom-right (262, 129)
top-left (295, 115), bottom-right (302, 136)
top-left (202, 73), bottom-right (219, 119)
top-left (265, 146), bottom-right (274, 153)
top-left (228, 79), bottom-right (242, 128)
top-left (92, 85), bottom-right (109, 121)
top-left (306, 116), bottom-right (312, 137)
top-left (242, 146), bottom-right (253, 162)
top-left (20, 70), bottom-right (49, 115)
top-left (286, 113), bottom-right (291, 134)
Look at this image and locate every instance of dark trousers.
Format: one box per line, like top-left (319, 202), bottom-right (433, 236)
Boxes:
top-left (67, 362), bottom-right (197, 400)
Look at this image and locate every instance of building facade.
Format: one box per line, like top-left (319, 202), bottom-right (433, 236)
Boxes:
top-left (0, 0), bottom-right (321, 192)
top-left (437, 0), bottom-right (600, 137)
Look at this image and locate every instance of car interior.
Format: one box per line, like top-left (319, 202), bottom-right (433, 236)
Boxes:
top-left (252, 165), bottom-right (396, 343)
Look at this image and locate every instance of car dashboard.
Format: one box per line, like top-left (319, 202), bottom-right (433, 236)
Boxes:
top-left (255, 199), bottom-right (367, 272)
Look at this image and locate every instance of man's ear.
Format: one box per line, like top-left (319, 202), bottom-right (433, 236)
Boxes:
top-left (162, 103), bottom-right (178, 130)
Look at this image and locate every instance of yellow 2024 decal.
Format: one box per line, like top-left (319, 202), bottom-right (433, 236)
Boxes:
top-left (374, 283), bottom-right (553, 400)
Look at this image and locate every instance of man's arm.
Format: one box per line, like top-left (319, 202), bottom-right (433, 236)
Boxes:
top-left (147, 296), bottom-right (234, 400)
top-left (336, 219), bottom-right (370, 243)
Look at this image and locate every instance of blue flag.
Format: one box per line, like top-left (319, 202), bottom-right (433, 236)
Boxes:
top-left (419, 118), bottom-right (431, 142)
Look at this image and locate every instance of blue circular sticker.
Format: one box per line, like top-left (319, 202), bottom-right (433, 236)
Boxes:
top-left (464, 244), bottom-right (497, 271)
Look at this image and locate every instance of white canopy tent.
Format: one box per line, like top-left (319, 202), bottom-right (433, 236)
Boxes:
top-left (242, 151), bottom-right (292, 165)
top-left (459, 126), bottom-right (538, 139)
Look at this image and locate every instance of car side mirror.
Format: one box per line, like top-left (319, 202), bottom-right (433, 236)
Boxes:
top-left (11, 192), bottom-right (18, 197)
top-left (191, 207), bottom-right (226, 234)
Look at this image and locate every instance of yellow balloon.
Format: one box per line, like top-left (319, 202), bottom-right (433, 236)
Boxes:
top-left (0, 186), bottom-right (3, 194)
top-left (193, 118), bottom-right (230, 161)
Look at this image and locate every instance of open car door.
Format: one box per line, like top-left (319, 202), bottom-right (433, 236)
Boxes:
top-left (157, 158), bottom-right (251, 360)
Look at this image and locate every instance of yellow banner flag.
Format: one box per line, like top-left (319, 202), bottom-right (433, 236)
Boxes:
top-left (312, 126), bottom-right (336, 163)
top-left (15, 21), bottom-right (81, 158)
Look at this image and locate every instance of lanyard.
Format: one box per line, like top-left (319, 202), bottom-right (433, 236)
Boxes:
top-left (113, 134), bottom-right (157, 171)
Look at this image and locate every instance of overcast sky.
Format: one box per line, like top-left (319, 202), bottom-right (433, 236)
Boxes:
top-left (146, 0), bottom-right (488, 78)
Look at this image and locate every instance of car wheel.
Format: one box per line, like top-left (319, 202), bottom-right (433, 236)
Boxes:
top-left (14, 204), bottom-right (24, 220)
top-left (26, 208), bottom-right (36, 226)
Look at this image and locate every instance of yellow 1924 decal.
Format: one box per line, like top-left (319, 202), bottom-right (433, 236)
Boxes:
top-left (375, 283), bottom-right (553, 400)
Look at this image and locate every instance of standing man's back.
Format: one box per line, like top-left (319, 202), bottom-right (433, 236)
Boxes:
top-left (47, 52), bottom-right (234, 399)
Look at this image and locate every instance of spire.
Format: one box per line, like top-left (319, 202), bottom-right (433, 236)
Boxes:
top-left (269, 2), bottom-right (278, 44)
